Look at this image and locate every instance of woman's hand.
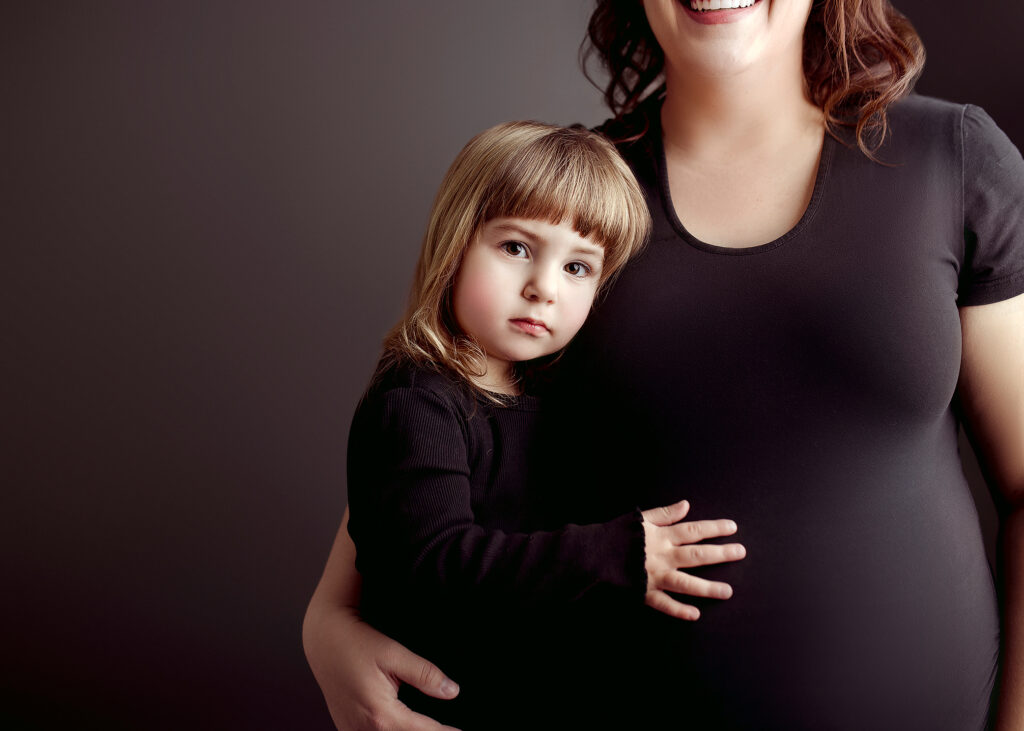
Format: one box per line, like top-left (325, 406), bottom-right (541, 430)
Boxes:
top-left (303, 508), bottom-right (461, 731)
top-left (641, 499), bottom-right (745, 620)
top-left (303, 605), bottom-right (461, 731)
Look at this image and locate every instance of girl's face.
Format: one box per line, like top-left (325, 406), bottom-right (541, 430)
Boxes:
top-left (452, 217), bottom-right (604, 390)
top-left (643, 0), bottom-right (813, 82)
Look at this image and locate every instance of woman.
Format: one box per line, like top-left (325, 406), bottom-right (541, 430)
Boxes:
top-left (304, 1), bottom-right (1024, 729)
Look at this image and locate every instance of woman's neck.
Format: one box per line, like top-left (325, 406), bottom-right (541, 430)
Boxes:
top-left (657, 58), bottom-right (827, 248)
top-left (660, 61), bottom-right (822, 162)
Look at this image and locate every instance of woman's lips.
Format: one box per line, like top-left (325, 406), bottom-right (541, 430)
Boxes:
top-left (683, 0), bottom-right (761, 25)
top-left (510, 318), bottom-right (549, 336)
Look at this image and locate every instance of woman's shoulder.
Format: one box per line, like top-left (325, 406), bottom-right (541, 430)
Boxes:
top-left (839, 94), bottom-right (1005, 169)
top-left (883, 94), bottom-right (1002, 145)
top-left (883, 94), bottom-right (1019, 169)
top-left (879, 95), bottom-right (1024, 307)
top-left (888, 93), bottom-right (964, 118)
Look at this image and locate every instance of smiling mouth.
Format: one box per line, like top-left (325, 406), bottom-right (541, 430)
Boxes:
top-left (688, 0), bottom-right (757, 10)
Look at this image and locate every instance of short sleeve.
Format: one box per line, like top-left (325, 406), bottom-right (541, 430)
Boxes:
top-left (958, 104), bottom-right (1024, 306)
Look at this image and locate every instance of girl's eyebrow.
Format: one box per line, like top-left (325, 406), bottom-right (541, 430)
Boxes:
top-left (572, 243), bottom-right (605, 258)
top-left (492, 222), bottom-right (539, 241)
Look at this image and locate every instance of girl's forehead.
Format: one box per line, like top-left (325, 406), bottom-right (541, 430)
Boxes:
top-left (482, 211), bottom-right (610, 243)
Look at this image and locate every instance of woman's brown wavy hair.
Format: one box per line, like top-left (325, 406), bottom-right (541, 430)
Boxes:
top-left (583, 0), bottom-right (925, 156)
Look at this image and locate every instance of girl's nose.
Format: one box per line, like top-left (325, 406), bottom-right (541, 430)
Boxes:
top-left (522, 269), bottom-right (558, 303)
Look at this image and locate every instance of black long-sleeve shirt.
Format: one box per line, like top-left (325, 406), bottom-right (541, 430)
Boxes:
top-left (346, 363), bottom-right (646, 727)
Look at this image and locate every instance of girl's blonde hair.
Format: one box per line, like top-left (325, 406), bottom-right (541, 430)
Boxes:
top-left (378, 121), bottom-right (650, 394)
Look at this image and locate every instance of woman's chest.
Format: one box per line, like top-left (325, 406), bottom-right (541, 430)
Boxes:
top-left (590, 147), bottom-right (967, 429)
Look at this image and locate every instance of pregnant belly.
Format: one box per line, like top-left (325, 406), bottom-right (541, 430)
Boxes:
top-left (556, 455), bottom-right (999, 731)
top-left (641, 529), bottom-right (999, 731)
top-left (539, 336), bottom-right (999, 729)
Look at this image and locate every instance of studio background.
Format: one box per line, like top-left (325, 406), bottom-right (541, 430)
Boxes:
top-left (4, 2), bottom-right (1021, 728)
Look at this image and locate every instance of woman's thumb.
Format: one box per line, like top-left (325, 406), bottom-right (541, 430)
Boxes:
top-left (386, 646), bottom-right (460, 700)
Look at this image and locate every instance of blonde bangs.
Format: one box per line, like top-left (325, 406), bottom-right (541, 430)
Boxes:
top-left (479, 125), bottom-right (650, 284)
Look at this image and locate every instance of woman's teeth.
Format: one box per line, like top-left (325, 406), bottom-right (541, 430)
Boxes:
top-left (689, 0), bottom-right (756, 10)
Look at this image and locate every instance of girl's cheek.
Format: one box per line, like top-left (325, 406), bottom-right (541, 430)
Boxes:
top-left (566, 293), bottom-right (596, 333)
top-left (456, 275), bottom-right (497, 315)
top-left (453, 258), bottom-right (506, 327)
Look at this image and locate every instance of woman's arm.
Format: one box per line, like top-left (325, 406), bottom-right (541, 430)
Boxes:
top-left (958, 293), bottom-right (1024, 731)
top-left (301, 504), bottom-right (737, 731)
top-left (302, 507), bottom-right (461, 731)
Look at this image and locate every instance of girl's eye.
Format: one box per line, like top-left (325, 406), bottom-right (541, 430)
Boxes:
top-left (565, 261), bottom-right (592, 278)
top-left (501, 241), bottom-right (529, 258)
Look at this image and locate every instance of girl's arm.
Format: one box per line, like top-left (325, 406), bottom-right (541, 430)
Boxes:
top-left (958, 293), bottom-right (1024, 731)
top-left (302, 507), bottom-right (462, 731)
top-left (348, 383), bottom-right (742, 611)
top-left (305, 380), bottom-right (742, 730)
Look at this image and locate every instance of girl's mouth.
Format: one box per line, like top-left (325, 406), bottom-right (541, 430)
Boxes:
top-left (510, 318), bottom-right (549, 336)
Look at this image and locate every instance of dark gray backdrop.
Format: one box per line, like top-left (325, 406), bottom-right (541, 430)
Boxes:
top-left (4, 2), bottom-right (1021, 728)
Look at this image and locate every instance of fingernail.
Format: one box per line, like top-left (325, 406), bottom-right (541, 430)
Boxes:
top-left (719, 585), bottom-right (733, 599)
top-left (441, 679), bottom-right (459, 697)
top-left (726, 520), bottom-right (738, 532)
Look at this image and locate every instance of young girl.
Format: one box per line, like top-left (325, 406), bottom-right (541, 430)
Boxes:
top-left (343, 121), bottom-right (746, 728)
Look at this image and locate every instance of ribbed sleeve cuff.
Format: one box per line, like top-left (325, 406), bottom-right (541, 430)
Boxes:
top-left (591, 508), bottom-right (648, 602)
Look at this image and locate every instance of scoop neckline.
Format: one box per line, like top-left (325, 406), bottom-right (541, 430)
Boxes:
top-left (652, 109), bottom-right (835, 256)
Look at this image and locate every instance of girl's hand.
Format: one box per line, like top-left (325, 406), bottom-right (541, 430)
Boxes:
top-left (303, 603), bottom-right (461, 731)
top-left (640, 499), bottom-right (745, 621)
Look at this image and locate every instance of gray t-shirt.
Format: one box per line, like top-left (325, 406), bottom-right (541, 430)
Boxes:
top-left (538, 94), bottom-right (1024, 730)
